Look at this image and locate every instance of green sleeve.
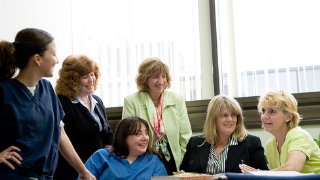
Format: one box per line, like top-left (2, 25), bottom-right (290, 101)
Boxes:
top-left (286, 129), bottom-right (313, 159)
top-left (177, 95), bottom-right (192, 162)
top-left (122, 96), bottom-right (136, 119)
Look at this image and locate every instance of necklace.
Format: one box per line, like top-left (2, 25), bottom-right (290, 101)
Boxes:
top-left (84, 101), bottom-right (91, 108)
top-left (80, 96), bottom-right (91, 111)
top-left (82, 98), bottom-right (91, 109)
top-left (84, 100), bottom-right (91, 111)
top-left (276, 140), bottom-right (284, 154)
top-left (277, 144), bottom-right (281, 154)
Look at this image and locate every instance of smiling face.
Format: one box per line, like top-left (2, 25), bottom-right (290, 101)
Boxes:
top-left (216, 106), bottom-right (237, 138)
top-left (39, 41), bottom-right (58, 77)
top-left (260, 105), bottom-right (291, 135)
top-left (79, 72), bottom-right (96, 97)
top-left (126, 124), bottom-right (149, 158)
top-left (146, 70), bottom-right (167, 97)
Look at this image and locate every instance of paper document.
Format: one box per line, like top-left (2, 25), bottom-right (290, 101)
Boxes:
top-left (246, 171), bottom-right (310, 176)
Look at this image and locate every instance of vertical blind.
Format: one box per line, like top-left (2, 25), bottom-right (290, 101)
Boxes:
top-left (71, 0), bottom-right (202, 107)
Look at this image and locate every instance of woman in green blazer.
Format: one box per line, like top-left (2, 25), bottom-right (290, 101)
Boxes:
top-left (122, 57), bottom-right (192, 175)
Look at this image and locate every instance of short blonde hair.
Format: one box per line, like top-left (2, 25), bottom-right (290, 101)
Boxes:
top-left (135, 57), bottom-right (172, 92)
top-left (203, 95), bottom-right (247, 146)
top-left (258, 90), bottom-right (301, 129)
top-left (55, 54), bottom-right (100, 100)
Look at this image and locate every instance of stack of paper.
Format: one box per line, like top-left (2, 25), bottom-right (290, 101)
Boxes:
top-left (246, 171), bottom-right (309, 176)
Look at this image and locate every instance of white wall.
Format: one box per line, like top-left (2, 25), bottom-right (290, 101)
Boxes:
top-left (249, 124), bottom-right (320, 148)
top-left (0, 0), bottom-right (73, 87)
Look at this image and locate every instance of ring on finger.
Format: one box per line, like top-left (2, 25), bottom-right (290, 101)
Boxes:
top-left (7, 154), bottom-right (11, 160)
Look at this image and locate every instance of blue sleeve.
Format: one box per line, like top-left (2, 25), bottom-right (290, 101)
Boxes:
top-left (78, 149), bottom-right (109, 179)
top-left (152, 155), bottom-right (168, 177)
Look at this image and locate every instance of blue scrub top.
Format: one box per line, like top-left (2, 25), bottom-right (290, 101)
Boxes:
top-left (0, 78), bottom-right (65, 177)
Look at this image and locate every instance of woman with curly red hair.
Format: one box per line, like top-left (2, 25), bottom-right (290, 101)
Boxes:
top-left (54, 54), bottom-right (113, 180)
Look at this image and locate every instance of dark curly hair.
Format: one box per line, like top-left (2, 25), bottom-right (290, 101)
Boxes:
top-left (55, 54), bottom-right (100, 100)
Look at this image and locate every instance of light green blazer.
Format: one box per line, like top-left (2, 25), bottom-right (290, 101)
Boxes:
top-left (122, 90), bottom-right (192, 170)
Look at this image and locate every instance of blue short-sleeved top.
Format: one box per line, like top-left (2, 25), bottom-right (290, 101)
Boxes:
top-left (82, 148), bottom-right (167, 180)
top-left (0, 78), bottom-right (65, 177)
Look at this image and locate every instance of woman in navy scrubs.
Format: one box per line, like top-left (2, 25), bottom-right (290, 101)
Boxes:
top-left (0, 28), bottom-right (95, 180)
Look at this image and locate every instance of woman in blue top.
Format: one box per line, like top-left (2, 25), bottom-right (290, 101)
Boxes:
top-left (82, 117), bottom-right (167, 180)
top-left (0, 28), bottom-right (95, 180)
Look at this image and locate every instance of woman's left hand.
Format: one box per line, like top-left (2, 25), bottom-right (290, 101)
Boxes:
top-left (239, 164), bottom-right (261, 173)
top-left (0, 146), bottom-right (22, 170)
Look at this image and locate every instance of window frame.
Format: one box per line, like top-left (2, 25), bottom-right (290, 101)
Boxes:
top-left (209, 0), bottom-right (320, 128)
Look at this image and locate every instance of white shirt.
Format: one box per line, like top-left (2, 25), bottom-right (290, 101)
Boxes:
top-left (71, 95), bottom-right (102, 131)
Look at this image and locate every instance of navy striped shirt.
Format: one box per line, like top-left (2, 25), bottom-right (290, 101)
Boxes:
top-left (206, 136), bottom-right (238, 174)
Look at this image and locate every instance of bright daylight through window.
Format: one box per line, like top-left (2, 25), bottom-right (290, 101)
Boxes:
top-left (216, 0), bottom-right (320, 97)
top-left (71, 0), bottom-right (202, 107)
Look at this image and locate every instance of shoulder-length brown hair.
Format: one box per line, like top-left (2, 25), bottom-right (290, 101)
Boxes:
top-left (203, 95), bottom-right (248, 146)
top-left (109, 117), bottom-right (160, 158)
top-left (55, 54), bottom-right (100, 100)
top-left (135, 57), bottom-right (172, 92)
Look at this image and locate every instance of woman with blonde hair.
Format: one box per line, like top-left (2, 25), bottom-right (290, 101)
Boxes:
top-left (240, 90), bottom-right (320, 173)
top-left (122, 57), bottom-right (192, 174)
top-left (180, 95), bottom-right (268, 174)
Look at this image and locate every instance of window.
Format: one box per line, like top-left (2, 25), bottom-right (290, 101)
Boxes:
top-left (71, 0), bottom-right (202, 107)
top-left (215, 0), bottom-right (320, 97)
